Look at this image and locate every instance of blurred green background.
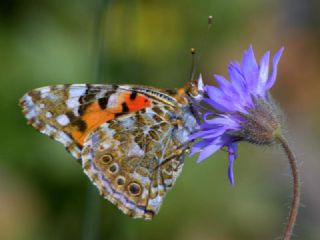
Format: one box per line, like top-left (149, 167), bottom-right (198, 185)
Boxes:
top-left (1, 0), bottom-right (319, 239)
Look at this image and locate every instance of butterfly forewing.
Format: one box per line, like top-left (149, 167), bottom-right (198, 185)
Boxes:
top-left (19, 84), bottom-right (152, 159)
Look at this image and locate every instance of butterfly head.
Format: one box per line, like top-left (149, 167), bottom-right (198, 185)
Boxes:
top-left (186, 74), bottom-right (204, 100)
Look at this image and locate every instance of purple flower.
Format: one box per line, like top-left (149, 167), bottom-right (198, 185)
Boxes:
top-left (190, 46), bottom-right (284, 186)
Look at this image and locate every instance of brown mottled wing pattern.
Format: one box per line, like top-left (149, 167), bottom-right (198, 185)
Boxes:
top-left (82, 101), bottom-right (196, 219)
top-left (19, 84), bottom-right (152, 159)
top-left (20, 84), bottom-right (197, 219)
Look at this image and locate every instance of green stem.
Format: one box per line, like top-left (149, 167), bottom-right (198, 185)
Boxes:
top-left (82, 184), bottom-right (100, 240)
top-left (275, 135), bottom-right (300, 240)
top-left (93, 0), bottom-right (112, 83)
top-left (82, 1), bottom-right (111, 239)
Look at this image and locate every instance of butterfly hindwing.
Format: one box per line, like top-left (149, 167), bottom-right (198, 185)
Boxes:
top-left (82, 106), bottom-right (189, 219)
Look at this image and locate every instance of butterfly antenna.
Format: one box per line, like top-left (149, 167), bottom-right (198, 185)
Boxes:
top-left (189, 15), bottom-right (213, 81)
top-left (189, 48), bottom-right (197, 81)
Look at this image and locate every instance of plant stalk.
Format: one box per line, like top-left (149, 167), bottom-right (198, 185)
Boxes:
top-left (276, 135), bottom-right (300, 240)
top-left (83, 0), bottom-right (111, 239)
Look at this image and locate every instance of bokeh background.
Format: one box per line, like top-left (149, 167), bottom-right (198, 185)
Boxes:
top-left (1, 0), bottom-right (319, 239)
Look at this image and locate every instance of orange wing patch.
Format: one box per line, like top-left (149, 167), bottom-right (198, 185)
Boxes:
top-left (123, 92), bottom-right (152, 112)
top-left (71, 91), bottom-right (152, 145)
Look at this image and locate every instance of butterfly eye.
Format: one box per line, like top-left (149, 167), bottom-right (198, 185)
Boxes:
top-left (101, 154), bottom-right (113, 164)
top-left (128, 182), bottom-right (142, 196)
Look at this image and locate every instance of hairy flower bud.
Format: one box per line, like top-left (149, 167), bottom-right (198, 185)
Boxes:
top-left (239, 96), bottom-right (282, 145)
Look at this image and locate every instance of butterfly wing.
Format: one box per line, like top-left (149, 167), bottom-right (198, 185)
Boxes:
top-left (19, 84), bottom-right (153, 159)
top-left (82, 106), bottom-right (190, 219)
top-left (20, 83), bottom-right (197, 219)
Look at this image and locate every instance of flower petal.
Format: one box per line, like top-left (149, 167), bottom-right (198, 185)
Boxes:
top-left (189, 128), bottom-right (224, 140)
top-left (227, 143), bottom-right (238, 186)
top-left (228, 64), bottom-right (246, 96)
top-left (204, 96), bottom-right (239, 113)
top-left (197, 139), bottom-right (223, 163)
top-left (204, 86), bottom-right (244, 113)
top-left (190, 139), bottom-right (212, 156)
top-left (203, 115), bottom-right (241, 130)
top-left (214, 74), bottom-right (232, 92)
top-left (241, 45), bottom-right (259, 91)
top-left (242, 46), bottom-right (258, 72)
top-left (203, 98), bottom-right (229, 113)
top-left (205, 85), bottom-right (222, 100)
top-left (257, 51), bottom-right (270, 94)
top-left (266, 47), bottom-right (284, 90)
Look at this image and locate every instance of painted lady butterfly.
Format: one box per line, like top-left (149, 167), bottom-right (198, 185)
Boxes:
top-left (19, 79), bottom-right (203, 219)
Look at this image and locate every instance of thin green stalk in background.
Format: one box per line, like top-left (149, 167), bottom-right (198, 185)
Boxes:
top-left (82, 1), bottom-right (112, 239)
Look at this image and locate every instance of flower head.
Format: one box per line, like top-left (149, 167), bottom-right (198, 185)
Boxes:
top-left (190, 46), bottom-right (285, 185)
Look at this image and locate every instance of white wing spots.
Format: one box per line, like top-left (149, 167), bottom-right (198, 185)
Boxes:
top-left (45, 112), bottom-right (53, 118)
top-left (37, 87), bottom-right (61, 101)
top-left (94, 89), bottom-right (108, 99)
top-left (97, 123), bottom-right (116, 139)
top-left (175, 129), bottom-right (190, 144)
top-left (47, 94), bottom-right (60, 102)
top-left (101, 142), bottom-right (111, 149)
top-left (23, 95), bottom-right (34, 106)
top-left (127, 142), bottom-right (144, 157)
top-left (25, 108), bottom-right (37, 120)
top-left (145, 108), bottom-right (155, 117)
top-left (107, 92), bottom-right (121, 109)
top-left (157, 185), bottom-right (164, 192)
top-left (42, 124), bottom-right (56, 134)
top-left (120, 117), bottom-right (135, 129)
top-left (55, 131), bottom-right (73, 145)
top-left (66, 98), bottom-right (79, 108)
top-left (21, 94), bottom-right (37, 120)
top-left (70, 84), bottom-right (87, 88)
top-left (41, 124), bottom-right (73, 146)
top-left (132, 174), bottom-right (150, 186)
top-left (40, 88), bottom-right (50, 99)
top-left (164, 179), bottom-right (173, 186)
top-left (148, 195), bottom-right (162, 209)
top-left (141, 189), bottom-right (149, 199)
top-left (56, 114), bottom-right (70, 126)
top-left (69, 87), bottom-right (87, 98)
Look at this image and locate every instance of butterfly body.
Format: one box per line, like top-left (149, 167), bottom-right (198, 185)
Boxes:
top-left (20, 82), bottom-right (200, 219)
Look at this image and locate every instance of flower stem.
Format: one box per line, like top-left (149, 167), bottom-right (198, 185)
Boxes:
top-left (275, 135), bottom-right (300, 240)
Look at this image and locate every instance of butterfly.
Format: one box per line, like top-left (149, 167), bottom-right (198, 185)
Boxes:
top-left (19, 79), bottom-right (203, 220)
